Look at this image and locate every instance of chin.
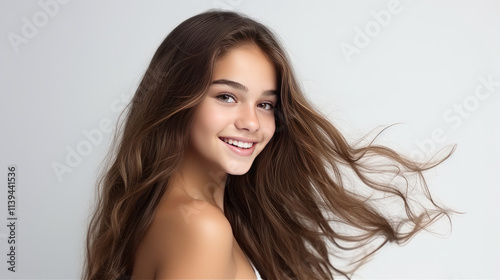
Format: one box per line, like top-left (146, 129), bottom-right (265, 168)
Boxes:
top-left (224, 160), bottom-right (253, 176)
top-left (227, 170), bottom-right (250, 176)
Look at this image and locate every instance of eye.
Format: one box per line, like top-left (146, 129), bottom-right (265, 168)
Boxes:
top-left (258, 102), bottom-right (274, 110)
top-left (216, 93), bottom-right (237, 103)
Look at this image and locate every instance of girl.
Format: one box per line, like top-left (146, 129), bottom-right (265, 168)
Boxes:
top-left (84, 10), bottom-right (455, 280)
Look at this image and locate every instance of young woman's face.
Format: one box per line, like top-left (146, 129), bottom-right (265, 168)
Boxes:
top-left (189, 44), bottom-right (278, 175)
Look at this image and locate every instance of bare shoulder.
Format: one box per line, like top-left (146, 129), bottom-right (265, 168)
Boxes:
top-left (136, 193), bottom-right (236, 279)
top-left (157, 197), bottom-right (233, 243)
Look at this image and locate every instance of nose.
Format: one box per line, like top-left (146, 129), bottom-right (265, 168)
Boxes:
top-left (235, 104), bottom-right (260, 132)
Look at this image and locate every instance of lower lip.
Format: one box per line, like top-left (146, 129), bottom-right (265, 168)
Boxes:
top-left (220, 138), bottom-right (256, 156)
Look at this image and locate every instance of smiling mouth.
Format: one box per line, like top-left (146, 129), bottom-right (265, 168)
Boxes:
top-left (219, 137), bottom-right (255, 149)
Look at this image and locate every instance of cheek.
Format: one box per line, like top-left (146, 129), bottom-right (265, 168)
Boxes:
top-left (192, 102), bottom-right (229, 138)
top-left (261, 114), bottom-right (276, 141)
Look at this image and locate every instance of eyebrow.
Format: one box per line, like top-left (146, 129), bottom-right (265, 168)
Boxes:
top-left (211, 79), bottom-right (278, 96)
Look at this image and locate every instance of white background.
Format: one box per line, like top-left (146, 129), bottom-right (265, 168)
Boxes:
top-left (1, 0), bottom-right (499, 279)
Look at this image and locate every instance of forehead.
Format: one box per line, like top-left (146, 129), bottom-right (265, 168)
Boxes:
top-left (211, 44), bottom-right (277, 91)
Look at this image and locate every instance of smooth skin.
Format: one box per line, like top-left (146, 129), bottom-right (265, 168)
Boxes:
top-left (132, 43), bottom-right (277, 279)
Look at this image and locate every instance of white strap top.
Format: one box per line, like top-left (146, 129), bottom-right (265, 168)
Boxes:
top-left (250, 260), bottom-right (263, 280)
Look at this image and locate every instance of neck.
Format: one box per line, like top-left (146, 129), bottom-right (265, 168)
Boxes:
top-left (170, 150), bottom-right (227, 211)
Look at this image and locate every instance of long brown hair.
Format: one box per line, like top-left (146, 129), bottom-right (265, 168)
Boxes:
top-left (83, 10), bottom-right (456, 280)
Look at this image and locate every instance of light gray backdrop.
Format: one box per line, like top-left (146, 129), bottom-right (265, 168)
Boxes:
top-left (1, 0), bottom-right (499, 279)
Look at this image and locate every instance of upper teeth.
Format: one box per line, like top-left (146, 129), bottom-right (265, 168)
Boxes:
top-left (222, 138), bottom-right (254, 149)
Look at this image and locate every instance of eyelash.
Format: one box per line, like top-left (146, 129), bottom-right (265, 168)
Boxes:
top-left (216, 93), bottom-right (275, 110)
